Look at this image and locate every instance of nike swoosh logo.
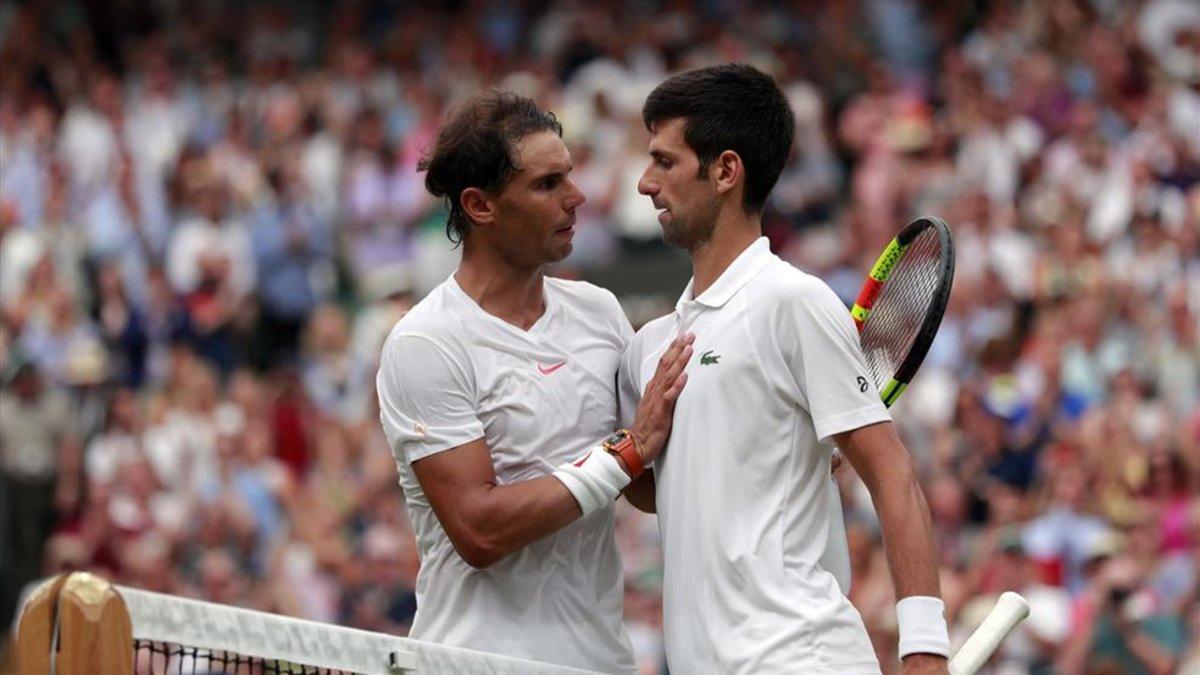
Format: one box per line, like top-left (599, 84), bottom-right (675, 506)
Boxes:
top-left (537, 362), bottom-right (566, 375)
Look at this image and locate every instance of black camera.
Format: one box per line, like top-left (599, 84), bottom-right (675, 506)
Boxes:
top-left (1109, 586), bottom-right (1133, 606)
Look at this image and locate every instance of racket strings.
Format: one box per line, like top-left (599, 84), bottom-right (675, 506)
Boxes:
top-left (860, 229), bottom-right (944, 389)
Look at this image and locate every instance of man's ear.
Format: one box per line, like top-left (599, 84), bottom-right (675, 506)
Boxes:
top-left (460, 187), bottom-right (495, 226)
top-left (711, 150), bottom-right (743, 198)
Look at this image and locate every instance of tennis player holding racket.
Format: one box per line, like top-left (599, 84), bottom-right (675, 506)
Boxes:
top-left (619, 64), bottom-right (950, 674)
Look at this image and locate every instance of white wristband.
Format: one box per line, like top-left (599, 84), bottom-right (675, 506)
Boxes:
top-left (896, 596), bottom-right (950, 659)
top-left (552, 447), bottom-right (631, 516)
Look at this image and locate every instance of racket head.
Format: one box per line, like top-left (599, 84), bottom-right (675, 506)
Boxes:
top-left (853, 216), bottom-right (955, 407)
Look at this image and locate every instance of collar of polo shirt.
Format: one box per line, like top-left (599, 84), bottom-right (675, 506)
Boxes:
top-left (675, 237), bottom-right (774, 312)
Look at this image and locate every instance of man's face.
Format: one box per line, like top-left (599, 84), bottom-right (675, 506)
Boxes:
top-left (488, 131), bottom-right (584, 267)
top-left (638, 118), bottom-right (720, 251)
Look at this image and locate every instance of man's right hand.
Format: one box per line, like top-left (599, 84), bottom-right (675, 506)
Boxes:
top-left (630, 332), bottom-right (694, 463)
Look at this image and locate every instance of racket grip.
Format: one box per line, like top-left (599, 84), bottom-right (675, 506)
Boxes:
top-left (948, 591), bottom-right (1030, 675)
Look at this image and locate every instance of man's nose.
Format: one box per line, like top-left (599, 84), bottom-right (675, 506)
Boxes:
top-left (637, 170), bottom-right (657, 196)
top-left (565, 179), bottom-right (586, 209)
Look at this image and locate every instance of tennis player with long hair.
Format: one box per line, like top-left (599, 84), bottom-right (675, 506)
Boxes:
top-left (375, 91), bottom-right (689, 672)
top-left (619, 64), bottom-right (951, 674)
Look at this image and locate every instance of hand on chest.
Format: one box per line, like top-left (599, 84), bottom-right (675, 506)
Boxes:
top-left (640, 319), bottom-right (753, 399)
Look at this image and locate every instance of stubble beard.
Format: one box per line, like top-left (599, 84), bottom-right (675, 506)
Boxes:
top-left (662, 198), bottom-right (719, 253)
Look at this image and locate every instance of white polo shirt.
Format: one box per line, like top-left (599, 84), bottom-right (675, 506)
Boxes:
top-left (377, 274), bottom-right (636, 674)
top-left (619, 238), bottom-right (889, 674)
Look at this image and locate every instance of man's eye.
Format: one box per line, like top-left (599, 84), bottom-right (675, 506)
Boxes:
top-left (657, 158), bottom-right (672, 169)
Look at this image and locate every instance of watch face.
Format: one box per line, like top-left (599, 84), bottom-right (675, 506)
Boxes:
top-left (605, 430), bottom-right (628, 446)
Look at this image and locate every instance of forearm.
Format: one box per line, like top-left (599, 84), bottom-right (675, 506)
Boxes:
top-left (622, 471), bottom-right (656, 513)
top-left (836, 422), bottom-right (947, 669)
top-left (837, 423), bottom-right (939, 598)
top-left (875, 468), bottom-right (941, 600)
top-left (454, 474), bottom-right (582, 567)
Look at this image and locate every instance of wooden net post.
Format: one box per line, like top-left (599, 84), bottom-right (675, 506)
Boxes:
top-left (15, 574), bottom-right (69, 675)
top-left (16, 572), bottom-right (132, 675)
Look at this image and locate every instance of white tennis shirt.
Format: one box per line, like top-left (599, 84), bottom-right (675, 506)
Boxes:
top-left (377, 274), bottom-right (636, 673)
top-left (619, 238), bottom-right (889, 674)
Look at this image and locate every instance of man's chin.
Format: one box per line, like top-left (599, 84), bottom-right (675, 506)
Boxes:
top-left (547, 241), bottom-right (573, 263)
top-left (663, 212), bottom-right (717, 252)
top-left (661, 222), bottom-right (693, 250)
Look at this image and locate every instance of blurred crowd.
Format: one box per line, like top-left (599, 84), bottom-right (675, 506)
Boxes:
top-left (1, 1), bottom-right (1198, 674)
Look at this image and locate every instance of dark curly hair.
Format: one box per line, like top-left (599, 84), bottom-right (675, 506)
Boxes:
top-left (418, 91), bottom-right (563, 245)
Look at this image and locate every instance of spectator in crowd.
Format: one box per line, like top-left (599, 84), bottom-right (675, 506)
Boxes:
top-left (0, 358), bottom-right (80, 624)
top-left (250, 161), bottom-right (335, 368)
top-left (1057, 550), bottom-right (1189, 675)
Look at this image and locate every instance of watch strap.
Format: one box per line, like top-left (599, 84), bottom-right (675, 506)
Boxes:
top-left (604, 430), bottom-right (644, 480)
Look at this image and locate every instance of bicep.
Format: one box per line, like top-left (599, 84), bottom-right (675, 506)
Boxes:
top-left (410, 437), bottom-right (498, 541)
top-left (833, 420), bottom-right (911, 494)
top-left (410, 432), bottom-right (584, 568)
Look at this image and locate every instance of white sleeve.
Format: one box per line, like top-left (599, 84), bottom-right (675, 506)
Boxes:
top-left (617, 335), bottom-right (643, 430)
top-left (783, 280), bottom-right (890, 443)
top-left (376, 333), bottom-right (485, 463)
top-left (605, 290), bottom-right (635, 349)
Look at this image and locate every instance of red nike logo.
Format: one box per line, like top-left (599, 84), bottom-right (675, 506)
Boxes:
top-left (537, 362), bottom-right (566, 375)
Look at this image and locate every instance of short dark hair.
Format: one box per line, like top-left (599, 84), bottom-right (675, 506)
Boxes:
top-left (419, 91), bottom-right (563, 244)
top-left (643, 63), bottom-right (795, 214)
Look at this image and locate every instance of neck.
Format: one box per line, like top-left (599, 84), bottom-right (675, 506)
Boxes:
top-left (690, 208), bottom-right (762, 297)
top-left (455, 240), bottom-right (547, 330)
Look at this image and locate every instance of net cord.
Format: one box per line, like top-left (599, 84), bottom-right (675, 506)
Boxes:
top-left (120, 585), bottom-right (603, 675)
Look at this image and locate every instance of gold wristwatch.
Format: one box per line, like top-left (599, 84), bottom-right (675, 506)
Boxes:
top-left (601, 429), bottom-right (644, 479)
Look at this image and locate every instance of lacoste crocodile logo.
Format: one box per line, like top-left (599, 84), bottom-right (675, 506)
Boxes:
top-left (700, 350), bottom-right (721, 365)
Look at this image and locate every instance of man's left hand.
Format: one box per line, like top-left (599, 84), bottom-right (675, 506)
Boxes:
top-left (900, 653), bottom-right (949, 675)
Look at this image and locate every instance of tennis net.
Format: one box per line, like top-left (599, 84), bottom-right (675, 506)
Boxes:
top-left (17, 573), bottom-right (604, 675)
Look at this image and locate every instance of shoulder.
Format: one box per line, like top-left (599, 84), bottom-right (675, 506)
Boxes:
top-left (749, 258), bottom-right (847, 319)
top-left (632, 312), bottom-right (676, 344)
top-left (378, 306), bottom-right (477, 396)
top-left (381, 284), bottom-right (470, 361)
top-left (546, 276), bottom-right (625, 318)
top-left (627, 312), bottom-right (676, 360)
top-left (757, 258), bottom-right (838, 301)
top-left (547, 276), bottom-right (631, 342)
top-left (620, 312), bottom-right (675, 390)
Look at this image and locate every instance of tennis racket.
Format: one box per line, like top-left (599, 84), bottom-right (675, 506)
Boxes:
top-left (852, 216), bottom-right (955, 407)
top-left (950, 591), bottom-right (1031, 675)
